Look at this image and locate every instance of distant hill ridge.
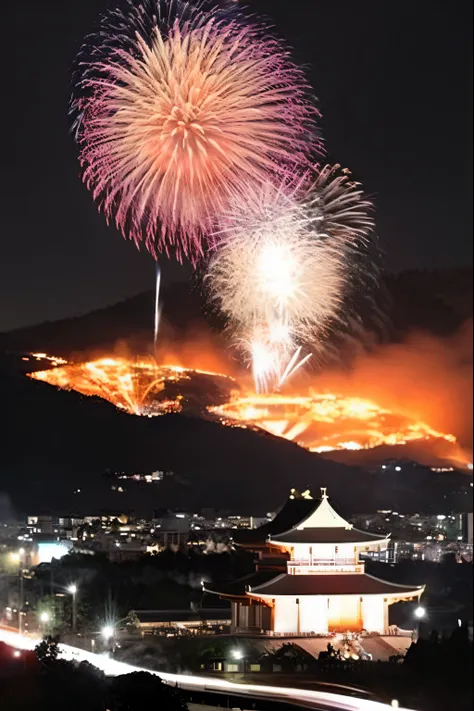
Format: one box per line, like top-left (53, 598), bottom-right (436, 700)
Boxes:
top-left (0, 268), bottom-right (471, 357)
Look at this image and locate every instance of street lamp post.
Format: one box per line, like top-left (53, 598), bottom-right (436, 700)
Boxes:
top-left (11, 549), bottom-right (26, 634)
top-left (39, 611), bottom-right (50, 636)
top-left (100, 617), bottom-right (128, 655)
top-left (19, 558), bottom-right (24, 634)
top-left (101, 625), bottom-right (116, 655)
top-left (68, 584), bottom-right (78, 634)
top-left (413, 605), bottom-right (426, 642)
top-left (231, 648), bottom-right (245, 673)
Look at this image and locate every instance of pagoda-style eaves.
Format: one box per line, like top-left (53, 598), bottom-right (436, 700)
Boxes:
top-left (269, 488), bottom-right (388, 548)
top-left (270, 527), bottom-right (387, 546)
top-left (206, 487), bottom-right (425, 636)
top-left (233, 492), bottom-right (315, 549)
top-left (248, 573), bottom-right (424, 602)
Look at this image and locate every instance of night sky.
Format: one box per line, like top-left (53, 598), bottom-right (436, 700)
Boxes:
top-left (2, 0), bottom-right (472, 332)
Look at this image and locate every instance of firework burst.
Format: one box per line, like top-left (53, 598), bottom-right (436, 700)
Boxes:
top-left (71, 0), bottom-right (319, 262)
top-left (206, 167), bottom-right (375, 391)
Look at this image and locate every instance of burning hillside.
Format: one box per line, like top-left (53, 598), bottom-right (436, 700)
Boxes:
top-left (28, 355), bottom-right (471, 468)
top-left (209, 393), bottom-right (468, 465)
top-left (29, 357), bottom-right (238, 416)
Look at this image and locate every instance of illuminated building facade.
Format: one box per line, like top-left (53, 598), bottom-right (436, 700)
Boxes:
top-left (208, 489), bottom-right (424, 635)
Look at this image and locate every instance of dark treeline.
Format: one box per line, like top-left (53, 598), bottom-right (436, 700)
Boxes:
top-left (0, 638), bottom-right (187, 711)
top-left (31, 549), bottom-right (472, 637)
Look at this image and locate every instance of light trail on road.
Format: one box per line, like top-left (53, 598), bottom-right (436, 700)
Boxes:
top-left (0, 628), bottom-right (413, 711)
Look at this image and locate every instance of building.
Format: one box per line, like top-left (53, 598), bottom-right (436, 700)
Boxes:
top-left (207, 489), bottom-right (424, 635)
top-left (127, 608), bottom-right (231, 636)
top-left (152, 509), bottom-right (190, 548)
top-left (463, 512), bottom-right (473, 545)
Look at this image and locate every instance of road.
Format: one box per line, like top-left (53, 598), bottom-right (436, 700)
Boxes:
top-left (0, 627), bottom-right (413, 711)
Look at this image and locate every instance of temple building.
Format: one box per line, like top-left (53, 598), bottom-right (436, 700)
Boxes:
top-left (207, 489), bottom-right (424, 635)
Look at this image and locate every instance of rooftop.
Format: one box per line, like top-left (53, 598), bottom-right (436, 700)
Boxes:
top-left (271, 527), bottom-right (387, 545)
top-left (270, 488), bottom-right (388, 546)
top-left (248, 573), bottom-right (424, 599)
top-left (204, 570), bottom-right (281, 598)
top-left (233, 491), bottom-right (316, 548)
top-left (130, 608), bottom-right (231, 624)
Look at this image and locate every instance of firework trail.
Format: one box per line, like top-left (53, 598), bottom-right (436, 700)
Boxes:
top-left (206, 167), bottom-right (375, 391)
top-left (154, 263), bottom-right (162, 349)
top-left (71, 0), bottom-right (319, 263)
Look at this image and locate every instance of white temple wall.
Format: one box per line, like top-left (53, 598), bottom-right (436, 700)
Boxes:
top-left (299, 596), bottom-right (329, 633)
top-left (361, 596), bottom-right (386, 633)
top-left (273, 597), bottom-right (299, 634)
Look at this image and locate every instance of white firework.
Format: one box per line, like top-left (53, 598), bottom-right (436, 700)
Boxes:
top-left (206, 167), bottom-right (375, 391)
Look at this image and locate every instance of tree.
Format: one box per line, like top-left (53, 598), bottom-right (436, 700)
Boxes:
top-left (110, 672), bottom-right (187, 710)
top-left (35, 636), bottom-right (59, 664)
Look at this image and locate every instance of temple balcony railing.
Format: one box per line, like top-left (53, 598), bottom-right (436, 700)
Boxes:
top-left (288, 562), bottom-right (365, 575)
top-left (290, 558), bottom-right (359, 566)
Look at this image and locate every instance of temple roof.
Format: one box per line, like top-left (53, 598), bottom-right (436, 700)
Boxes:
top-left (270, 488), bottom-right (388, 546)
top-left (204, 570), bottom-right (281, 598)
top-left (248, 573), bottom-right (424, 599)
top-left (233, 492), bottom-right (316, 547)
top-left (271, 527), bottom-right (387, 545)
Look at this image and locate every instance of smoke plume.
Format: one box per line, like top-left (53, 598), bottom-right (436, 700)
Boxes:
top-left (310, 320), bottom-right (473, 451)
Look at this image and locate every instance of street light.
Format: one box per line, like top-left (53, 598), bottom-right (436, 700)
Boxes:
top-left (231, 649), bottom-right (243, 660)
top-left (414, 606), bottom-right (426, 619)
top-left (101, 625), bottom-right (114, 641)
top-left (39, 610), bottom-right (50, 635)
top-left (101, 625), bottom-right (116, 656)
top-left (67, 584), bottom-right (78, 633)
top-left (10, 549), bottom-right (25, 633)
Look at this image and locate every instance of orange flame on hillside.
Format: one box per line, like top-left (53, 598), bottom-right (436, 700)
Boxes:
top-left (29, 357), bottom-right (238, 416)
top-left (209, 392), bottom-right (458, 454)
top-left (28, 355), bottom-right (471, 468)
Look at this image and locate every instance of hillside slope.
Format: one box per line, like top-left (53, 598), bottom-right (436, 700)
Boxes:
top-left (2, 368), bottom-right (470, 516)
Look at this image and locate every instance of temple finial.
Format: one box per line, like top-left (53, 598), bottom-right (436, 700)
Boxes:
top-left (320, 487), bottom-right (328, 499)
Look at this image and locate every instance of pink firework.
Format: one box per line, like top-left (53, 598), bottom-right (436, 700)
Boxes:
top-left (72, 0), bottom-right (320, 262)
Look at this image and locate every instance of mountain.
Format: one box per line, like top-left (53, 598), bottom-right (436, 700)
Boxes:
top-left (1, 363), bottom-right (470, 517)
top-left (0, 282), bottom-right (211, 358)
top-left (1, 364), bottom-right (360, 515)
top-left (0, 268), bottom-right (471, 516)
top-left (0, 268), bottom-right (471, 357)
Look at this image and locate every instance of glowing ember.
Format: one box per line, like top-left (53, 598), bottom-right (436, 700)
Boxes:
top-left (28, 355), bottom-right (465, 464)
top-left (31, 353), bottom-right (68, 366)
